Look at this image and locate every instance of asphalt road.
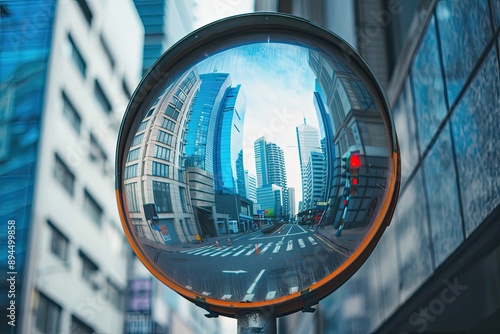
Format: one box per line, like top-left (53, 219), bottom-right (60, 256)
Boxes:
top-left (143, 224), bottom-right (349, 303)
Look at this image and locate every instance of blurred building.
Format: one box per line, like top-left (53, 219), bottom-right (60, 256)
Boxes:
top-left (273, 0), bottom-right (500, 333)
top-left (0, 1), bottom-right (143, 333)
top-left (133, 0), bottom-right (195, 75)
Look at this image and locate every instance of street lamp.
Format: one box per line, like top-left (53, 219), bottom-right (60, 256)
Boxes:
top-left (116, 13), bottom-right (400, 333)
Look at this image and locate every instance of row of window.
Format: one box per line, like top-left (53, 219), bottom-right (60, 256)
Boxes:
top-left (53, 153), bottom-right (104, 226)
top-left (37, 291), bottom-right (94, 334)
top-left (48, 221), bottom-right (124, 307)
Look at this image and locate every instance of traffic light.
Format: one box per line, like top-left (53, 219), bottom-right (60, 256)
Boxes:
top-left (349, 151), bottom-right (361, 196)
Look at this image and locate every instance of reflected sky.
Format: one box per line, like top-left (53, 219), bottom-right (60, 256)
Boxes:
top-left (196, 43), bottom-right (321, 204)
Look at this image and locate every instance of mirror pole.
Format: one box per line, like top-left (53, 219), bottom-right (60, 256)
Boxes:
top-left (236, 312), bottom-right (277, 334)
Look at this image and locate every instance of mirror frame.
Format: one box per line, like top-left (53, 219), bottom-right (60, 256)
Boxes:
top-left (116, 12), bottom-right (400, 318)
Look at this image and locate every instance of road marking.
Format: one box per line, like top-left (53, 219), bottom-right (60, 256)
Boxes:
top-left (298, 239), bottom-right (305, 248)
top-left (221, 294), bottom-right (232, 300)
top-left (181, 245), bottom-right (210, 254)
top-left (220, 249), bottom-right (235, 257)
top-left (245, 243), bottom-right (263, 256)
top-left (308, 236), bottom-right (317, 245)
top-left (233, 246), bottom-right (250, 257)
top-left (286, 240), bottom-right (293, 251)
top-left (201, 249), bottom-right (224, 256)
top-left (202, 291), bottom-right (211, 296)
top-left (289, 286), bottom-right (298, 294)
top-left (266, 291), bottom-right (277, 300)
top-left (222, 270), bottom-right (247, 274)
top-left (272, 244), bottom-right (281, 253)
top-left (210, 250), bottom-right (228, 257)
top-left (191, 247), bottom-right (215, 255)
top-left (246, 269), bottom-right (266, 294)
top-left (242, 294), bottom-right (254, 302)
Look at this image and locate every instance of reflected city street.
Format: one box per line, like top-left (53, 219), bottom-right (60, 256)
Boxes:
top-left (120, 41), bottom-right (392, 303)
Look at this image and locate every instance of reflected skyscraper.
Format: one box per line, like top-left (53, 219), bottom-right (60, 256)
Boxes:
top-left (296, 119), bottom-right (321, 210)
top-left (213, 84), bottom-right (247, 195)
top-left (124, 70), bottom-right (201, 245)
top-left (254, 137), bottom-right (289, 218)
top-left (185, 73), bottom-right (232, 173)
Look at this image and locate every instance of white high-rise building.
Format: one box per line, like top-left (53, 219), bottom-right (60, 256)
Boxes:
top-left (8, 1), bottom-right (144, 333)
top-left (296, 118), bottom-right (321, 210)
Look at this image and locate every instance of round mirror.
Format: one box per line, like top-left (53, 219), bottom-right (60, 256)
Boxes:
top-left (116, 13), bottom-right (400, 318)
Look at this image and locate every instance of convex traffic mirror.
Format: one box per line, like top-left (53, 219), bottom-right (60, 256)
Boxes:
top-left (116, 13), bottom-right (400, 319)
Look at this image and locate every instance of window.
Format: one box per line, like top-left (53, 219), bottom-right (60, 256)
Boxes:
top-left (161, 117), bottom-right (176, 131)
top-left (105, 279), bottom-right (124, 310)
top-left (36, 292), bottom-right (62, 334)
top-left (157, 130), bottom-right (173, 146)
top-left (124, 164), bottom-right (138, 179)
top-left (152, 181), bottom-right (172, 213)
top-left (127, 148), bottom-right (140, 162)
top-left (94, 79), bottom-right (112, 114)
top-left (84, 190), bottom-right (103, 226)
top-left (71, 315), bottom-right (94, 334)
top-left (62, 91), bottom-right (81, 133)
top-left (152, 161), bottom-right (169, 178)
top-left (125, 183), bottom-right (140, 212)
top-left (54, 153), bottom-right (75, 196)
top-left (131, 133), bottom-right (144, 147)
top-left (99, 33), bottom-right (115, 69)
top-left (165, 105), bottom-right (179, 120)
top-left (137, 120), bottom-right (149, 132)
top-left (89, 133), bottom-right (108, 172)
top-left (48, 221), bottom-right (69, 262)
top-left (79, 250), bottom-right (98, 285)
top-left (154, 145), bottom-right (171, 161)
top-left (68, 34), bottom-right (86, 78)
top-left (179, 187), bottom-right (188, 213)
top-left (76, 0), bottom-right (93, 25)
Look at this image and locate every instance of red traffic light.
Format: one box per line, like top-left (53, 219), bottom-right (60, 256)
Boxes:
top-left (352, 177), bottom-right (358, 186)
top-left (350, 153), bottom-right (361, 169)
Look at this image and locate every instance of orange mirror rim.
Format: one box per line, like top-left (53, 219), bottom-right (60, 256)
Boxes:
top-left (115, 12), bottom-right (400, 318)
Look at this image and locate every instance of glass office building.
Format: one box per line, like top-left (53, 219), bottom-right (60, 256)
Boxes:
top-left (277, 0), bottom-right (500, 332)
top-left (213, 84), bottom-right (247, 195)
top-left (0, 2), bottom-right (56, 332)
top-left (1, 1), bottom-right (144, 333)
top-left (185, 72), bottom-right (232, 173)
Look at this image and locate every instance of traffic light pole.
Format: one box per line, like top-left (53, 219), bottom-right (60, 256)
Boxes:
top-left (236, 312), bottom-right (277, 334)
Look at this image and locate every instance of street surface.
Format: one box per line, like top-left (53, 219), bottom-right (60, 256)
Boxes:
top-left (142, 224), bottom-right (350, 302)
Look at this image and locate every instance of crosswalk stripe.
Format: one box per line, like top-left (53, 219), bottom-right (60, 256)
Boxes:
top-left (233, 246), bottom-right (250, 257)
top-left (221, 245), bottom-right (243, 257)
top-left (245, 243), bottom-right (263, 256)
top-left (266, 291), bottom-right (276, 300)
top-left (298, 239), bottom-right (305, 248)
top-left (191, 246), bottom-right (215, 255)
top-left (308, 236), bottom-right (317, 245)
top-left (260, 242), bottom-right (273, 254)
top-left (221, 294), bottom-right (232, 300)
top-left (286, 240), bottom-right (293, 251)
top-left (242, 294), bottom-right (254, 302)
top-left (272, 244), bottom-right (281, 253)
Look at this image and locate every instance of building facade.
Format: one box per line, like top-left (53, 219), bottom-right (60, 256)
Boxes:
top-left (295, 119), bottom-right (322, 209)
top-left (277, 0), bottom-right (500, 333)
top-left (0, 1), bottom-right (144, 333)
top-left (124, 69), bottom-right (201, 245)
top-left (254, 137), bottom-right (290, 218)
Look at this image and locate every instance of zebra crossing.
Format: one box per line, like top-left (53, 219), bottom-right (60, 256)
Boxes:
top-left (180, 237), bottom-right (319, 258)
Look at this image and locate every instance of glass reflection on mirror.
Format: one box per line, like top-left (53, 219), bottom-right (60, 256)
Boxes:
top-left (122, 42), bottom-right (390, 303)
